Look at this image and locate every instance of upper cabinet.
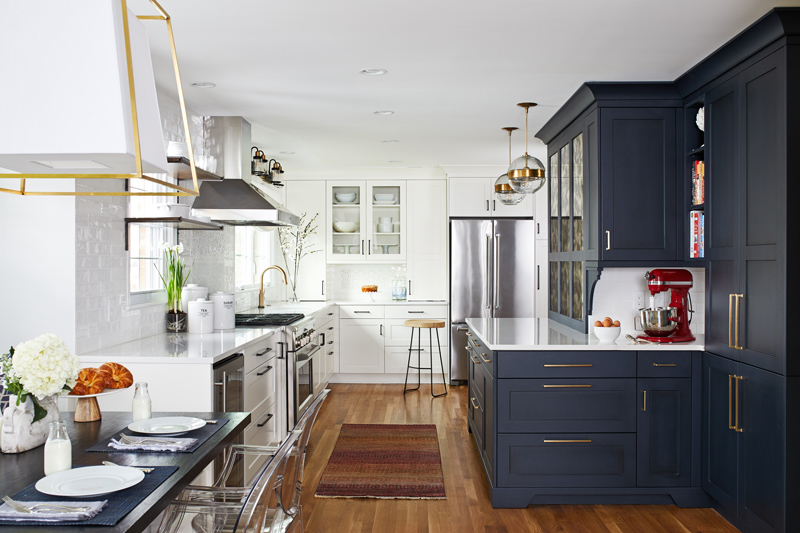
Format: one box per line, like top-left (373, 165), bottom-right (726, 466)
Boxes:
top-left (407, 180), bottom-right (447, 301)
top-left (285, 180), bottom-right (327, 300)
top-left (448, 177), bottom-right (534, 218)
top-left (326, 181), bottom-right (406, 263)
top-left (536, 83), bottom-right (683, 330)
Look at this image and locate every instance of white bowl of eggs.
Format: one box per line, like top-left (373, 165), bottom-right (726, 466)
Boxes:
top-left (593, 317), bottom-right (621, 343)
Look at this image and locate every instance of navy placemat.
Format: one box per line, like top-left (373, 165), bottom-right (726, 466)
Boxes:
top-left (86, 418), bottom-right (228, 454)
top-left (0, 465), bottom-right (178, 527)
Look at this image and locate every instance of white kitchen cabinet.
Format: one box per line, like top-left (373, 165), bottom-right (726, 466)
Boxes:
top-left (339, 317), bottom-right (385, 373)
top-left (285, 180), bottom-right (327, 300)
top-left (326, 181), bottom-right (406, 262)
top-left (535, 239), bottom-right (548, 318)
top-left (407, 180), bottom-right (448, 301)
top-left (314, 305), bottom-right (338, 391)
top-left (448, 177), bottom-right (533, 217)
top-left (384, 346), bottom-right (450, 376)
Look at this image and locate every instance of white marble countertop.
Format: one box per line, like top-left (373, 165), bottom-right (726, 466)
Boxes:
top-left (466, 317), bottom-right (705, 351)
top-left (78, 300), bottom-right (446, 365)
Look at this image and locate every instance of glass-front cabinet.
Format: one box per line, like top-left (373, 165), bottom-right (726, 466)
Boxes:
top-left (548, 130), bottom-right (586, 330)
top-left (326, 181), bottom-right (406, 263)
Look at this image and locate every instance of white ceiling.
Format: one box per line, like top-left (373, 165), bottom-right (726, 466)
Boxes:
top-left (132, 0), bottom-right (800, 174)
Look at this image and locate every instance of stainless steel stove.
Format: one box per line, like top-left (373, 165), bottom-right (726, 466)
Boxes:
top-left (234, 313), bottom-right (304, 326)
top-left (277, 315), bottom-right (319, 431)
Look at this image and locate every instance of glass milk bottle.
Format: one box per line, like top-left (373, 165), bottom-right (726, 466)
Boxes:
top-left (44, 420), bottom-right (71, 475)
top-left (132, 382), bottom-right (152, 422)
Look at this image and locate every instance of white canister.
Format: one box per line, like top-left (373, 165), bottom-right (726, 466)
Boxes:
top-left (188, 298), bottom-right (215, 334)
top-left (181, 284), bottom-right (208, 312)
top-left (210, 291), bottom-right (235, 330)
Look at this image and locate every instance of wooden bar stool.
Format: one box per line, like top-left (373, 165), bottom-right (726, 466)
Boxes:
top-left (403, 319), bottom-right (448, 397)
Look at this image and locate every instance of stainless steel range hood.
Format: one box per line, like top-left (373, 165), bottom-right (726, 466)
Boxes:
top-left (191, 117), bottom-right (299, 226)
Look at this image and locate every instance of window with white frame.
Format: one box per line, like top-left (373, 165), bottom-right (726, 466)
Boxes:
top-left (128, 178), bottom-right (176, 304)
top-left (235, 226), bottom-right (277, 290)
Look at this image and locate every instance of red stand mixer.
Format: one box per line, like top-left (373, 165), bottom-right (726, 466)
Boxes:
top-left (636, 268), bottom-right (695, 343)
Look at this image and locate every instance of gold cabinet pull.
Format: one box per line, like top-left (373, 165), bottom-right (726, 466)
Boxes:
top-left (606, 230), bottom-right (611, 250)
top-left (734, 294), bottom-right (744, 350)
top-left (471, 397), bottom-right (479, 409)
top-left (728, 374), bottom-right (735, 430)
top-left (543, 384), bottom-right (592, 388)
top-left (470, 354), bottom-right (480, 364)
top-left (728, 294), bottom-right (734, 348)
top-left (543, 364), bottom-right (592, 368)
top-left (466, 332), bottom-right (472, 336)
top-left (643, 390), bottom-right (647, 412)
top-left (479, 352), bottom-right (492, 364)
top-left (653, 363), bottom-right (677, 367)
top-left (734, 375), bottom-right (743, 432)
top-left (543, 439), bottom-right (592, 443)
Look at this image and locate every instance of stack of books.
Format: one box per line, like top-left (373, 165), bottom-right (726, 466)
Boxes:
top-left (690, 211), bottom-right (704, 258)
top-left (692, 160), bottom-right (705, 205)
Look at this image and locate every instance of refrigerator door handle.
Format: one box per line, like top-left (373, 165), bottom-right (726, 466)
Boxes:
top-left (494, 233), bottom-right (500, 309)
top-left (485, 234), bottom-right (491, 310)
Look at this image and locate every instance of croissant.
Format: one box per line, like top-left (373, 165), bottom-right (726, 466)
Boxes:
top-left (98, 362), bottom-right (133, 389)
top-left (71, 368), bottom-right (105, 395)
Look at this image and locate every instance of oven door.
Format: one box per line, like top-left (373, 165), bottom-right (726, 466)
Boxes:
top-left (293, 342), bottom-right (320, 428)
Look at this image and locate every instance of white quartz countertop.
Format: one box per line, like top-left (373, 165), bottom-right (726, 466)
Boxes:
top-left (466, 317), bottom-right (705, 351)
top-left (78, 300), bottom-right (446, 365)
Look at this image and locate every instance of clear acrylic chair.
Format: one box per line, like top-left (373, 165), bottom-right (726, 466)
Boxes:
top-left (157, 389), bottom-right (330, 533)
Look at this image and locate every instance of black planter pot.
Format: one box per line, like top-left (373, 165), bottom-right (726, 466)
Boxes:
top-left (166, 311), bottom-right (187, 332)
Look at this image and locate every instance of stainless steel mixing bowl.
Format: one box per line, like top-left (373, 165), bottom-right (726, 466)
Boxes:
top-left (638, 307), bottom-right (678, 337)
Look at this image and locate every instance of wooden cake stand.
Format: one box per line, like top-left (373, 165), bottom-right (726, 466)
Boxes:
top-left (68, 388), bottom-right (128, 422)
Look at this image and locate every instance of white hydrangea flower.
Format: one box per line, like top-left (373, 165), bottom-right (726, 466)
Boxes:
top-left (12, 334), bottom-right (80, 399)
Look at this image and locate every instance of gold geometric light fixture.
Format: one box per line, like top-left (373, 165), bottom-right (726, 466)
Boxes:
top-left (507, 102), bottom-right (546, 195)
top-left (0, 0), bottom-right (198, 197)
top-left (494, 127), bottom-right (526, 206)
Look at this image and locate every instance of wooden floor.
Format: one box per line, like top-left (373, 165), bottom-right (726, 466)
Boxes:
top-left (301, 383), bottom-right (741, 533)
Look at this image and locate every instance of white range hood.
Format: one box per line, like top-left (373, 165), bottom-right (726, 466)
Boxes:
top-left (0, 0), bottom-right (167, 175)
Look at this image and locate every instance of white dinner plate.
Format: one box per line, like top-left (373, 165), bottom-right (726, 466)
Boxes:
top-left (128, 416), bottom-right (206, 435)
top-left (63, 387), bottom-right (129, 399)
top-left (36, 465), bottom-right (144, 497)
top-left (373, 200), bottom-right (397, 205)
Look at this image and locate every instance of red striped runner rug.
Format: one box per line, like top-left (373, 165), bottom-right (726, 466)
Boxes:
top-left (314, 423), bottom-right (446, 499)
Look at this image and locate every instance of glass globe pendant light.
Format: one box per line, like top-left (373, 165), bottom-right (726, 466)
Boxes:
top-left (494, 127), bottom-right (526, 206)
top-left (508, 102), bottom-right (546, 194)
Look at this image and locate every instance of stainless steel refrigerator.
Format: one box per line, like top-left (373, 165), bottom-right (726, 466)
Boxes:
top-left (449, 219), bottom-right (535, 381)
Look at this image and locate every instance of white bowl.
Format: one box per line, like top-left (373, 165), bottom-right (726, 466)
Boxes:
top-left (374, 193), bottom-right (395, 202)
top-left (593, 326), bottom-right (621, 343)
top-left (153, 203), bottom-right (191, 218)
top-left (333, 221), bottom-right (358, 233)
top-left (335, 193), bottom-right (357, 203)
top-left (167, 141), bottom-right (189, 158)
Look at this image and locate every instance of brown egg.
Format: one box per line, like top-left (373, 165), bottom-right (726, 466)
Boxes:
top-left (612, 320), bottom-right (621, 327)
top-left (604, 317), bottom-right (612, 322)
top-left (594, 320), bottom-right (603, 327)
top-left (603, 318), bottom-right (613, 328)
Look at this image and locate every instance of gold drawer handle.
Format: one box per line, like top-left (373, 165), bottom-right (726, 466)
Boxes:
top-left (653, 363), bottom-right (677, 367)
top-left (543, 364), bottom-right (592, 368)
top-left (479, 352), bottom-right (492, 364)
top-left (471, 397), bottom-right (479, 409)
top-left (728, 374), bottom-right (735, 430)
top-left (543, 439), bottom-right (592, 443)
top-left (470, 354), bottom-right (480, 364)
top-left (466, 332), bottom-right (472, 336)
top-left (543, 384), bottom-right (592, 388)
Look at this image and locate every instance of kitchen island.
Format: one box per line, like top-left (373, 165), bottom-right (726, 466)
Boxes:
top-left (465, 317), bottom-right (709, 508)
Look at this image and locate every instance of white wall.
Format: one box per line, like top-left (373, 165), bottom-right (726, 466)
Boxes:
top-left (0, 181), bottom-right (76, 351)
top-left (589, 267), bottom-right (706, 338)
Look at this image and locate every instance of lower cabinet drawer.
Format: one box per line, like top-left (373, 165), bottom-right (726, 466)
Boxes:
top-left (468, 387), bottom-right (484, 450)
top-left (243, 401), bottom-right (279, 484)
top-left (497, 378), bottom-right (636, 433)
top-left (497, 433), bottom-right (636, 488)
top-left (244, 359), bottom-right (277, 412)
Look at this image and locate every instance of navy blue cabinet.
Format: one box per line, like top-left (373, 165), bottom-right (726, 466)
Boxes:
top-left (702, 353), bottom-right (785, 533)
top-left (466, 336), bottom-right (705, 508)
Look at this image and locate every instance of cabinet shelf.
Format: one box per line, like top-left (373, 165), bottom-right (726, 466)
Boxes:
top-left (167, 156), bottom-right (224, 182)
top-left (124, 217), bottom-right (223, 250)
top-left (688, 145), bottom-right (705, 156)
top-left (690, 204), bottom-right (705, 211)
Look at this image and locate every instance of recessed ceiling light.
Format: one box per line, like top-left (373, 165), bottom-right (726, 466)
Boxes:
top-left (280, 151), bottom-right (295, 155)
top-left (191, 81), bottom-right (216, 88)
top-left (381, 140), bottom-right (399, 143)
top-left (374, 110), bottom-right (394, 115)
top-left (359, 68), bottom-right (387, 76)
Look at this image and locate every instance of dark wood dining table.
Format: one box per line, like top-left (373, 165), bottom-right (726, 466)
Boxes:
top-left (0, 411), bottom-right (251, 533)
